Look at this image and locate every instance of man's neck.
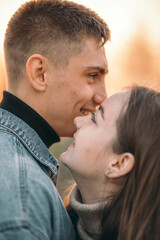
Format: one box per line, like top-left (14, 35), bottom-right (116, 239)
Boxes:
top-left (0, 91), bottom-right (60, 148)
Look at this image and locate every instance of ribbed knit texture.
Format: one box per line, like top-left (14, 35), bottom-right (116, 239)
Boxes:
top-left (70, 185), bottom-right (110, 240)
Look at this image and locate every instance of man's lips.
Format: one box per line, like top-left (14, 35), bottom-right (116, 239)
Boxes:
top-left (80, 108), bottom-right (96, 116)
top-left (71, 107), bottom-right (96, 146)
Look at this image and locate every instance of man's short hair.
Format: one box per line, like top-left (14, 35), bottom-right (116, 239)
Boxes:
top-left (4, 0), bottom-right (111, 84)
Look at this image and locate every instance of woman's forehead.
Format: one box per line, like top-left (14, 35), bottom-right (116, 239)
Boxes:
top-left (103, 90), bottom-right (130, 107)
top-left (100, 90), bottom-right (130, 122)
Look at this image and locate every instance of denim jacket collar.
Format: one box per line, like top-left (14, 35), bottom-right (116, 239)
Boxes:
top-left (0, 91), bottom-right (60, 148)
top-left (0, 108), bottom-right (58, 176)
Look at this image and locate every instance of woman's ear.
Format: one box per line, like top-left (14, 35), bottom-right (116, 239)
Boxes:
top-left (105, 153), bottom-right (135, 178)
top-left (26, 54), bottom-right (47, 91)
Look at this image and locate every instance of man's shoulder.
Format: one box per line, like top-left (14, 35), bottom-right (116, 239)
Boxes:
top-left (0, 131), bottom-right (75, 239)
top-left (0, 108), bottom-right (58, 175)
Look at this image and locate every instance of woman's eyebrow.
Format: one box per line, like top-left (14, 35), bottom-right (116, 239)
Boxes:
top-left (99, 105), bottom-right (104, 120)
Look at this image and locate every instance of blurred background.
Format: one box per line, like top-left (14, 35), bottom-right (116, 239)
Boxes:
top-left (0, 0), bottom-right (160, 196)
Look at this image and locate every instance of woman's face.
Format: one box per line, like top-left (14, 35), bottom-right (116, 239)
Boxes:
top-left (60, 91), bottom-right (129, 180)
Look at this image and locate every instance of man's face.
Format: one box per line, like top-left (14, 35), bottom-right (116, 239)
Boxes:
top-left (45, 38), bottom-right (109, 137)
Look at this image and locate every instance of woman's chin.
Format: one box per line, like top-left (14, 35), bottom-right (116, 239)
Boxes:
top-left (60, 150), bottom-right (71, 166)
top-left (59, 151), bottom-right (67, 164)
top-left (60, 142), bottom-right (75, 167)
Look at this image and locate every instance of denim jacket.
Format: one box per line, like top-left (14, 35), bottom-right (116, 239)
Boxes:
top-left (0, 108), bottom-right (76, 240)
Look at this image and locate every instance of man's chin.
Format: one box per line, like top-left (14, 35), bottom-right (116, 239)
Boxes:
top-left (59, 128), bottom-right (76, 138)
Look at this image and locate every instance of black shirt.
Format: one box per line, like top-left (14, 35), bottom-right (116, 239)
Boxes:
top-left (0, 91), bottom-right (60, 148)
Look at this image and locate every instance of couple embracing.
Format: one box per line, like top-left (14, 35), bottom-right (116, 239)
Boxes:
top-left (0, 1), bottom-right (159, 240)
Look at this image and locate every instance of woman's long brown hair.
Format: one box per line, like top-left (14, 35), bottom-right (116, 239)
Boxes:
top-left (101, 86), bottom-right (160, 240)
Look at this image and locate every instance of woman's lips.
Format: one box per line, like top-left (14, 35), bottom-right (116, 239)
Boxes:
top-left (68, 141), bottom-right (75, 148)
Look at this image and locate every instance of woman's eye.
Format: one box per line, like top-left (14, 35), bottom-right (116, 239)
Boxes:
top-left (91, 112), bottom-right (96, 124)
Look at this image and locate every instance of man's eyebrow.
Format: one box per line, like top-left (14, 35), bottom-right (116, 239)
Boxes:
top-left (99, 105), bottom-right (104, 120)
top-left (84, 66), bottom-right (109, 75)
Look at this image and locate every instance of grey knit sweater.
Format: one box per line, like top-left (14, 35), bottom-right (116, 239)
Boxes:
top-left (69, 185), bottom-right (110, 240)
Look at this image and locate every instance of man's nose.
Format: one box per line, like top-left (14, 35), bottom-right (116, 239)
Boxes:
top-left (93, 82), bottom-right (107, 105)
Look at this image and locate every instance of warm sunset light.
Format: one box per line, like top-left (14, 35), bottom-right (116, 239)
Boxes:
top-left (0, 0), bottom-right (160, 100)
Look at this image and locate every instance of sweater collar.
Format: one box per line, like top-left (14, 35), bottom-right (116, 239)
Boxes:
top-left (70, 185), bottom-right (111, 240)
top-left (0, 91), bottom-right (60, 148)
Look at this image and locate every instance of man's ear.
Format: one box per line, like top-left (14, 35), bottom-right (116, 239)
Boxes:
top-left (105, 153), bottom-right (135, 178)
top-left (26, 54), bottom-right (47, 91)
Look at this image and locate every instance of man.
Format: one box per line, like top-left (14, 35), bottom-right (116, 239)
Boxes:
top-left (0, 0), bottom-right (110, 239)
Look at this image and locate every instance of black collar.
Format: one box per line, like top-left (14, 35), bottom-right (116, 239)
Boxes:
top-left (0, 91), bottom-right (60, 148)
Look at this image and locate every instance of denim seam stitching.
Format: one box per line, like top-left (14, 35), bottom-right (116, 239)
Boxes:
top-left (0, 124), bottom-right (57, 174)
top-left (17, 139), bottom-right (27, 214)
top-left (0, 221), bottom-right (48, 240)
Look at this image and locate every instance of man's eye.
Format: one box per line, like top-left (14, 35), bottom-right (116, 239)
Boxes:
top-left (90, 73), bottom-right (97, 80)
top-left (91, 112), bottom-right (96, 123)
top-left (88, 73), bottom-right (98, 84)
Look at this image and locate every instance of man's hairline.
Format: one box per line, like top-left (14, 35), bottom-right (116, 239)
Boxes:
top-left (31, 35), bottom-right (106, 66)
top-left (9, 36), bottom-right (107, 84)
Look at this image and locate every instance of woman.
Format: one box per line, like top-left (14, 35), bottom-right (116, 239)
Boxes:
top-left (60, 86), bottom-right (160, 240)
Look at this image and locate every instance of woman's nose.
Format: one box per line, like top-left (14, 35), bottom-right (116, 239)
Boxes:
top-left (74, 115), bottom-right (89, 129)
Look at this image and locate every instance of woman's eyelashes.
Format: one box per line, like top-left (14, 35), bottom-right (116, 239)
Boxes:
top-left (91, 112), bottom-right (97, 124)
